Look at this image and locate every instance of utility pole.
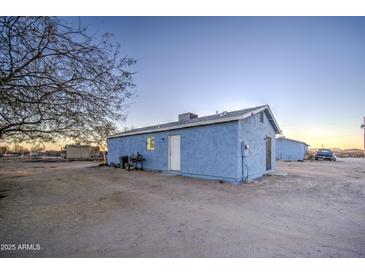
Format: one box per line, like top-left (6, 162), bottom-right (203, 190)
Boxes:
top-left (361, 116), bottom-right (365, 157)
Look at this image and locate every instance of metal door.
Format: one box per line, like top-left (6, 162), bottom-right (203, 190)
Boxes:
top-left (169, 135), bottom-right (181, 171)
top-left (266, 137), bottom-right (272, 171)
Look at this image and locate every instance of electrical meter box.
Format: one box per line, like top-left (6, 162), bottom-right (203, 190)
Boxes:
top-left (241, 142), bottom-right (249, 157)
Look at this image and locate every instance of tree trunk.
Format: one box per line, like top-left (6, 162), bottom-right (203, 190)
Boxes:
top-left (103, 151), bottom-right (107, 164)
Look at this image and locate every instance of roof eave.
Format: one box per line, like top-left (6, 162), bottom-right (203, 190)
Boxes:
top-left (261, 105), bottom-right (282, 134)
top-left (277, 137), bottom-right (309, 146)
top-left (108, 115), bottom-right (244, 139)
top-left (108, 105), bottom-right (281, 139)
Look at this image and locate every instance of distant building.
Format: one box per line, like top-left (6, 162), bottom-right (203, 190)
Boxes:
top-left (64, 145), bottom-right (103, 160)
top-left (108, 105), bottom-right (281, 183)
top-left (276, 137), bottom-right (309, 161)
top-left (29, 152), bottom-right (39, 158)
top-left (65, 145), bottom-right (92, 160)
top-left (43, 150), bottom-right (62, 157)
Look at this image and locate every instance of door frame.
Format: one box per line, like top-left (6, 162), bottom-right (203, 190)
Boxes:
top-left (168, 134), bottom-right (181, 171)
top-left (266, 136), bottom-right (272, 171)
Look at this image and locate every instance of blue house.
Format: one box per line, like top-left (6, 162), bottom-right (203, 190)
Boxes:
top-left (276, 137), bottom-right (309, 161)
top-left (107, 105), bottom-right (281, 184)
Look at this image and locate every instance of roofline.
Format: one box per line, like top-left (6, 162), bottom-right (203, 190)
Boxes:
top-left (262, 105), bottom-right (281, 135)
top-left (108, 105), bottom-right (281, 139)
top-left (277, 137), bottom-right (310, 146)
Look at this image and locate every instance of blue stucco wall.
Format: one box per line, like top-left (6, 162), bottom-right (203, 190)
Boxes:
top-left (107, 121), bottom-right (240, 183)
top-left (107, 131), bottom-right (169, 171)
top-left (237, 112), bottom-right (277, 180)
top-left (276, 139), bottom-right (306, 161)
top-left (108, 111), bottom-right (277, 183)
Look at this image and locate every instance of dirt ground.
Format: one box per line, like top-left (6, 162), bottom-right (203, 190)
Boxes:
top-left (0, 157), bottom-right (364, 257)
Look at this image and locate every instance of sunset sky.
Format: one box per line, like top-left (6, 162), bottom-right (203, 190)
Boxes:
top-left (61, 17), bottom-right (365, 149)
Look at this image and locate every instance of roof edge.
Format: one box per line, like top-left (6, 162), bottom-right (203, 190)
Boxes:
top-left (262, 104), bottom-right (281, 134)
top-left (108, 115), bottom-right (243, 139)
top-left (108, 105), bottom-right (281, 139)
top-left (277, 137), bottom-right (309, 146)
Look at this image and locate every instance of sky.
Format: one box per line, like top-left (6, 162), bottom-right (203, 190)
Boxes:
top-left (63, 17), bottom-right (365, 149)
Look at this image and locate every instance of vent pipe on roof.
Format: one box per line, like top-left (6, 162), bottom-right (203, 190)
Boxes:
top-left (216, 111), bottom-right (228, 117)
top-left (178, 112), bottom-right (198, 122)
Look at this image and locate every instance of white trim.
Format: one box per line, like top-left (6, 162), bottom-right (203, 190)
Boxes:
top-left (168, 135), bottom-right (172, 171)
top-left (262, 105), bottom-right (282, 134)
top-left (168, 134), bottom-right (181, 171)
top-left (108, 105), bottom-right (281, 139)
top-left (276, 137), bottom-right (309, 146)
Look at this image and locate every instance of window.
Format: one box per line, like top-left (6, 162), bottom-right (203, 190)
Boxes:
top-left (260, 112), bottom-right (264, 123)
top-left (146, 137), bottom-right (155, 151)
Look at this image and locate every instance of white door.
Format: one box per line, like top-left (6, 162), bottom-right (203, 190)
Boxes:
top-left (169, 135), bottom-right (181, 171)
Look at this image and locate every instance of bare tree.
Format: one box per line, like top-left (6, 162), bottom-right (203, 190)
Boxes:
top-left (0, 145), bottom-right (7, 155)
top-left (30, 143), bottom-right (45, 153)
top-left (11, 143), bottom-right (29, 154)
top-left (77, 121), bottom-right (117, 162)
top-left (0, 16), bottom-right (135, 143)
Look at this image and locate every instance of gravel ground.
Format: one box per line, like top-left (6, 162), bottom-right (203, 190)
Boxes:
top-left (0, 157), bottom-right (364, 257)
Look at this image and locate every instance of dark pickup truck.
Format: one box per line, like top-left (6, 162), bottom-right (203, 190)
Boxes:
top-left (315, 149), bottom-right (336, 161)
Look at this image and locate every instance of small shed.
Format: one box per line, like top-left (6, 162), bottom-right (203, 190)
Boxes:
top-left (107, 105), bottom-right (281, 184)
top-left (276, 137), bottom-right (309, 161)
top-left (65, 145), bottom-right (92, 160)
